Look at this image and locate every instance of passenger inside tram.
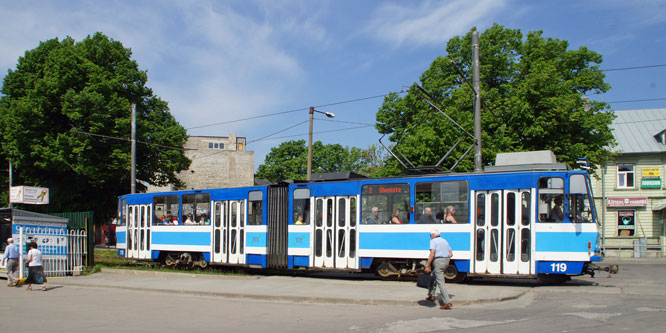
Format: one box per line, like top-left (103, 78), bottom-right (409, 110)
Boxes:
top-left (294, 214), bottom-right (306, 225)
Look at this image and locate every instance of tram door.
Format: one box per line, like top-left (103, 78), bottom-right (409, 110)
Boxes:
top-left (474, 190), bottom-right (532, 275)
top-left (127, 204), bottom-right (151, 259)
top-left (313, 196), bottom-right (358, 269)
top-left (212, 200), bottom-right (246, 264)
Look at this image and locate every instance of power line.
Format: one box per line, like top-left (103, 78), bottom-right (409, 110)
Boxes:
top-left (247, 125), bottom-right (375, 144)
top-left (315, 118), bottom-right (376, 126)
top-left (246, 120), bottom-right (309, 144)
top-left (185, 90), bottom-right (404, 131)
top-left (72, 130), bottom-right (192, 151)
top-left (601, 64), bottom-right (666, 72)
top-left (607, 97), bottom-right (666, 104)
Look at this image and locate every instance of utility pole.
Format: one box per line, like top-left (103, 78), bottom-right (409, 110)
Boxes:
top-left (8, 159), bottom-right (12, 209)
top-left (130, 104), bottom-right (136, 194)
top-left (472, 30), bottom-right (483, 171)
top-left (307, 107), bottom-right (314, 181)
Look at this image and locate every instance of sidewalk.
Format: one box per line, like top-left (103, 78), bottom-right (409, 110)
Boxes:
top-left (52, 269), bottom-right (527, 306)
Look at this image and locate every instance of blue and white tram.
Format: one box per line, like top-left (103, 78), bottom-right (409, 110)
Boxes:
top-left (116, 154), bottom-right (602, 282)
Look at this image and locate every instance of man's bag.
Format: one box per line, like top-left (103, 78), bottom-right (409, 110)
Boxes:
top-left (416, 273), bottom-right (433, 289)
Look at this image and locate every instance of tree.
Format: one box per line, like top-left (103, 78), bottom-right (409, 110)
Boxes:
top-left (376, 24), bottom-right (615, 174)
top-left (0, 33), bottom-right (190, 219)
top-left (256, 140), bottom-right (369, 182)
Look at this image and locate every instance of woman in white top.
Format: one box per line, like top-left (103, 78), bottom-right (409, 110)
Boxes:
top-left (25, 241), bottom-right (47, 291)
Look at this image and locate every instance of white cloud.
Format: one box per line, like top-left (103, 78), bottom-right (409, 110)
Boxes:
top-left (364, 0), bottom-right (508, 46)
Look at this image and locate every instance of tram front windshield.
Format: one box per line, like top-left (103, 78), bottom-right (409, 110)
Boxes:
top-left (569, 174), bottom-right (594, 223)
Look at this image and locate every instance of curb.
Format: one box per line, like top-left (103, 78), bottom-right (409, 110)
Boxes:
top-left (54, 280), bottom-right (528, 306)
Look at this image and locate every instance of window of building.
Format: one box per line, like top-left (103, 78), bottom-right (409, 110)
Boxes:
top-left (208, 142), bottom-right (225, 150)
top-left (538, 177), bottom-right (565, 222)
top-left (617, 210), bottom-right (635, 236)
top-left (238, 143), bottom-right (244, 151)
top-left (153, 195), bottom-right (179, 225)
top-left (361, 184), bottom-right (410, 224)
top-left (248, 191), bottom-right (263, 225)
top-left (617, 164), bottom-right (635, 189)
top-left (415, 181), bottom-right (469, 224)
top-left (182, 193), bottom-right (211, 225)
top-left (293, 188), bottom-right (311, 225)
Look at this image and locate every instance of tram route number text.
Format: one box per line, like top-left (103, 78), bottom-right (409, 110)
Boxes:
top-left (550, 262), bottom-right (568, 272)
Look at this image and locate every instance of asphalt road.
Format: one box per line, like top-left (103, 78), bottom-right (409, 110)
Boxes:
top-left (1, 258), bottom-right (665, 332)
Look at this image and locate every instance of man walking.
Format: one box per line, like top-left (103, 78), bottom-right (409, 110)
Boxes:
top-left (424, 229), bottom-right (453, 309)
top-left (2, 238), bottom-right (20, 286)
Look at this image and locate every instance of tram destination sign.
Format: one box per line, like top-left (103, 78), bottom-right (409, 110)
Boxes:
top-left (607, 197), bottom-right (647, 207)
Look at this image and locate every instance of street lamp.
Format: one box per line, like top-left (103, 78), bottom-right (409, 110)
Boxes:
top-left (307, 106), bottom-right (335, 181)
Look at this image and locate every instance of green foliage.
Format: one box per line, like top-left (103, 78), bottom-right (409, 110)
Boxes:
top-left (256, 140), bottom-right (374, 182)
top-left (377, 24), bottom-right (615, 174)
top-left (0, 33), bottom-right (190, 219)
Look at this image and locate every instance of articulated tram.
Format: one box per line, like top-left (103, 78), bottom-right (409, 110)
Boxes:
top-left (116, 152), bottom-right (602, 282)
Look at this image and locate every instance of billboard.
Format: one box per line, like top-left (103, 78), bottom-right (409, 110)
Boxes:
top-left (10, 186), bottom-right (49, 204)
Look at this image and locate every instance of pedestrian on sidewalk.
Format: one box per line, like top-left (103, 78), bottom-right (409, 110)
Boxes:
top-left (25, 241), bottom-right (47, 291)
top-left (424, 229), bottom-right (453, 309)
top-left (2, 238), bottom-right (20, 286)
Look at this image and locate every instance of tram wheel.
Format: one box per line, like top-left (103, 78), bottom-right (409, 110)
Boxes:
top-left (164, 254), bottom-right (178, 267)
top-left (444, 263), bottom-right (467, 283)
top-left (376, 260), bottom-right (399, 280)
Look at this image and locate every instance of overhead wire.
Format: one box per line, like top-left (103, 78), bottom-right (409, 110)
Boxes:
top-left (71, 130), bottom-right (192, 151)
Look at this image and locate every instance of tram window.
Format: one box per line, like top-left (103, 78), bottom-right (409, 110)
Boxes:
top-left (293, 188), bottom-right (311, 225)
top-left (182, 193), bottom-right (211, 225)
top-left (119, 199), bottom-right (127, 226)
top-left (521, 192), bottom-right (531, 226)
top-left (153, 195), bottom-right (179, 225)
top-left (248, 191), bottom-right (263, 225)
top-left (415, 181), bottom-right (469, 224)
top-left (569, 174), bottom-right (594, 223)
top-left (315, 199), bottom-right (323, 227)
top-left (350, 197), bottom-right (357, 227)
top-left (361, 184), bottom-right (409, 224)
top-left (506, 193), bottom-right (516, 226)
top-left (521, 229), bottom-right (530, 262)
top-left (490, 193), bottom-right (499, 227)
top-left (506, 229), bottom-right (515, 262)
top-left (349, 229), bottom-right (356, 258)
top-left (476, 193), bottom-right (485, 226)
top-left (326, 198), bottom-right (334, 228)
top-left (538, 177), bottom-right (565, 223)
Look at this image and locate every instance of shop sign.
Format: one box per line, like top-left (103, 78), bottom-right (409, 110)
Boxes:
top-left (617, 210), bottom-right (635, 230)
top-left (9, 186), bottom-right (50, 204)
top-left (642, 168), bottom-right (660, 178)
top-left (641, 178), bottom-right (662, 188)
top-left (607, 197), bottom-right (647, 207)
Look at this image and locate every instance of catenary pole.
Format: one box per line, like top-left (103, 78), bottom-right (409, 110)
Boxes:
top-left (8, 159), bottom-right (12, 209)
top-left (131, 104), bottom-right (136, 194)
top-left (472, 30), bottom-right (482, 171)
top-left (307, 107), bottom-right (314, 181)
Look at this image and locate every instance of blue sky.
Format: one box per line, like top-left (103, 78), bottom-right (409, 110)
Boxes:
top-left (1, 0), bottom-right (665, 169)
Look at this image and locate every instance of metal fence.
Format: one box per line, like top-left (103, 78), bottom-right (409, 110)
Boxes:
top-left (16, 227), bottom-right (87, 278)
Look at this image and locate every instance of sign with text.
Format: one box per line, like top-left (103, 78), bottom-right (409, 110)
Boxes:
top-left (10, 186), bottom-right (49, 204)
top-left (607, 197), bottom-right (647, 207)
top-left (617, 210), bottom-right (635, 236)
top-left (641, 179), bottom-right (662, 189)
top-left (642, 168), bottom-right (660, 178)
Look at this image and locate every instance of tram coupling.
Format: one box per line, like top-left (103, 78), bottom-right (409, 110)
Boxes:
top-left (583, 263), bottom-right (619, 278)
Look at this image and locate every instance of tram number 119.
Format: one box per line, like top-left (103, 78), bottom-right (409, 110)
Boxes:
top-left (550, 262), bottom-right (567, 273)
